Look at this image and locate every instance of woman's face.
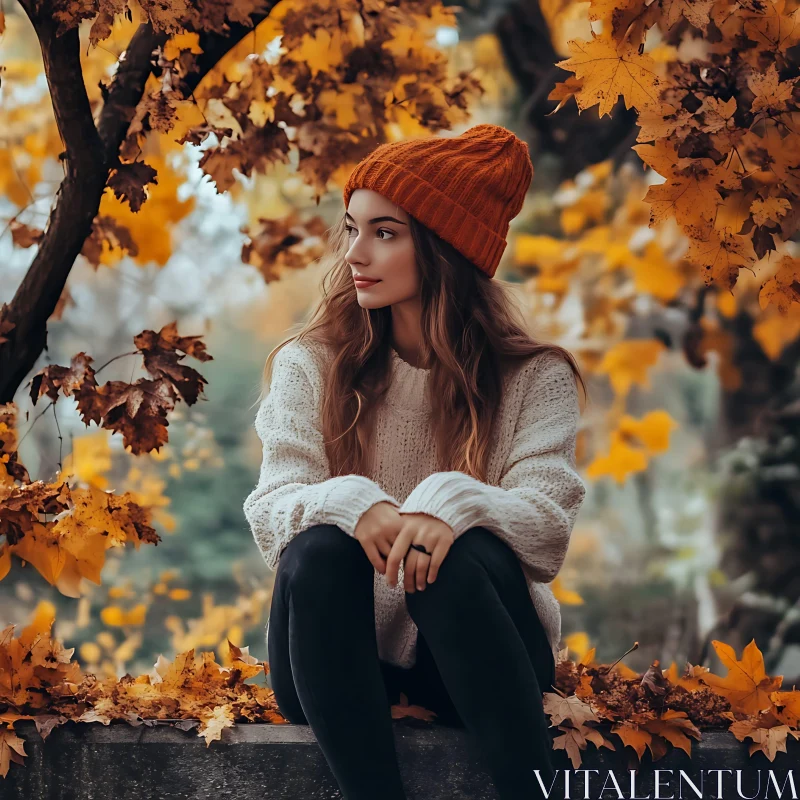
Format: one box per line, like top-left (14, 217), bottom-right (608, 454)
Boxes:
top-left (345, 189), bottom-right (420, 309)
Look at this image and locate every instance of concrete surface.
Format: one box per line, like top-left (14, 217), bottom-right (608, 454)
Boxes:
top-left (3, 718), bottom-right (798, 798)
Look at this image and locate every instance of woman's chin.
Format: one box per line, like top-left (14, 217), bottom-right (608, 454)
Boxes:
top-left (356, 297), bottom-right (390, 309)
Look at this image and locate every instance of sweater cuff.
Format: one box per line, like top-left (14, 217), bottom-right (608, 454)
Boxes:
top-left (398, 471), bottom-right (486, 537)
top-left (320, 475), bottom-right (401, 537)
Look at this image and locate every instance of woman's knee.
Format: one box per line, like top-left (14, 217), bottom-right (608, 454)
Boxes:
top-left (405, 527), bottom-right (498, 615)
top-left (278, 524), bottom-right (368, 590)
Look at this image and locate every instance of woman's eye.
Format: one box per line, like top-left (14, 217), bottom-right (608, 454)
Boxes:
top-left (345, 225), bottom-right (394, 240)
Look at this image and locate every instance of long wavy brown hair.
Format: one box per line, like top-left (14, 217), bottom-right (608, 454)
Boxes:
top-left (254, 212), bottom-right (588, 483)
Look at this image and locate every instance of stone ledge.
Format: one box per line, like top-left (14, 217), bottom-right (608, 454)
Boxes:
top-left (4, 719), bottom-right (798, 799)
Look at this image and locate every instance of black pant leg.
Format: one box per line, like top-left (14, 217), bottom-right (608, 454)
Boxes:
top-left (404, 526), bottom-right (557, 800)
top-left (266, 524), bottom-right (407, 800)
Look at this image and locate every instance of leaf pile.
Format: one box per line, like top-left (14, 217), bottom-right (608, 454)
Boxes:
top-left (0, 603), bottom-right (282, 777)
top-left (0, 601), bottom-right (436, 777)
top-left (3, 604), bottom-right (800, 779)
top-left (545, 640), bottom-right (800, 767)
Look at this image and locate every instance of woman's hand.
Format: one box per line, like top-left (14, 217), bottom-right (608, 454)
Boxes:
top-left (353, 501), bottom-right (405, 575)
top-left (384, 513), bottom-right (455, 592)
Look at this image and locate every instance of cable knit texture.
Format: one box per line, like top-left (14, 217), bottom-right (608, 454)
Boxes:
top-left (244, 339), bottom-right (587, 669)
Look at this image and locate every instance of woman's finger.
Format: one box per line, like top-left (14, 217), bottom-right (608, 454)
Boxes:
top-left (385, 527), bottom-right (414, 587)
top-left (363, 540), bottom-right (386, 574)
top-left (426, 537), bottom-right (451, 584)
top-left (414, 549), bottom-right (431, 591)
top-left (375, 536), bottom-right (394, 573)
top-left (379, 534), bottom-right (395, 557)
top-left (404, 550), bottom-right (418, 593)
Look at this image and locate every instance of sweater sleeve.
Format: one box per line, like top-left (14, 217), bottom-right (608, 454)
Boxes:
top-left (243, 344), bottom-right (402, 571)
top-left (397, 352), bottom-right (586, 583)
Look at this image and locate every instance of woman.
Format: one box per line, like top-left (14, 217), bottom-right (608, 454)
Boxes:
top-left (243, 123), bottom-right (588, 800)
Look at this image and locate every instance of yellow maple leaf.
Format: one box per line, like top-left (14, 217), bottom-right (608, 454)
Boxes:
top-left (199, 703), bottom-right (235, 746)
top-left (749, 64), bottom-right (796, 115)
top-left (759, 254), bottom-right (800, 314)
top-left (125, 466), bottom-right (176, 533)
top-left (97, 149), bottom-right (194, 266)
top-left (0, 726), bottom-right (27, 778)
top-left (561, 189), bottom-right (609, 235)
top-left (618, 409), bottom-right (680, 454)
top-left (743, 0), bottom-right (800, 55)
top-left (753, 305), bottom-right (800, 360)
top-left (551, 575), bottom-right (584, 605)
top-left (10, 522), bottom-right (69, 586)
top-left (586, 432), bottom-right (648, 484)
top-left (665, 661), bottom-right (712, 691)
top-left (294, 27), bottom-right (345, 79)
top-left (163, 32), bottom-right (203, 61)
top-left (642, 710), bottom-right (701, 758)
top-left (685, 225), bottom-right (757, 291)
top-left (730, 715), bottom-right (800, 761)
top-left (629, 241), bottom-right (687, 302)
top-left (317, 84), bottom-right (365, 129)
top-left (642, 165), bottom-right (722, 235)
top-left (577, 226), bottom-right (632, 270)
top-left (555, 33), bottom-right (662, 118)
top-left (594, 339), bottom-right (667, 397)
top-left (101, 604), bottom-right (148, 627)
top-left (564, 632), bottom-right (592, 662)
top-left (514, 234), bottom-right (567, 267)
top-left (612, 722), bottom-right (653, 760)
top-left (58, 431), bottom-right (112, 490)
top-left (750, 196), bottom-right (791, 227)
top-left (771, 690), bottom-right (800, 727)
top-left (0, 545), bottom-right (10, 582)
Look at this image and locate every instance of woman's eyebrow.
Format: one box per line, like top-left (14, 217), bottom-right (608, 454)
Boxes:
top-left (345, 213), bottom-right (407, 225)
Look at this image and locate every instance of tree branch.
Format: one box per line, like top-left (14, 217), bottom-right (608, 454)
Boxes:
top-left (0, 8), bottom-right (277, 403)
top-left (97, 24), bottom-right (168, 163)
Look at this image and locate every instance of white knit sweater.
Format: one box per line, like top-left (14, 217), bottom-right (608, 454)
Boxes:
top-left (244, 339), bottom-right (586, 669)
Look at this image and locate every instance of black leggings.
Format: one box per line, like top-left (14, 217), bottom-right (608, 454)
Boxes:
top-left (267, 523), bottom-right (557, 800)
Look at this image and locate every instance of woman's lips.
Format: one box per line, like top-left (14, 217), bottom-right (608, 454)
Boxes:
top-left (354, 278), bottom-right (381, 288)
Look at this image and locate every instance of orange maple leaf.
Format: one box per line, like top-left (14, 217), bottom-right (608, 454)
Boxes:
top-left (700, 640), bottom-right (783, 715)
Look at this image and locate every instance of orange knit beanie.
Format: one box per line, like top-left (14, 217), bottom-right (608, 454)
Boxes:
top-left (342, 124), bottom-right (533, 279)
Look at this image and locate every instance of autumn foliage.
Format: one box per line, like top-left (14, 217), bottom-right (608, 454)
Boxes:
top-left (29, 321), bottom-right (212, 456)
top-left (550, 0), bottom-right (800, 307)
top-left (0, 321), bottom-right (214, 597)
